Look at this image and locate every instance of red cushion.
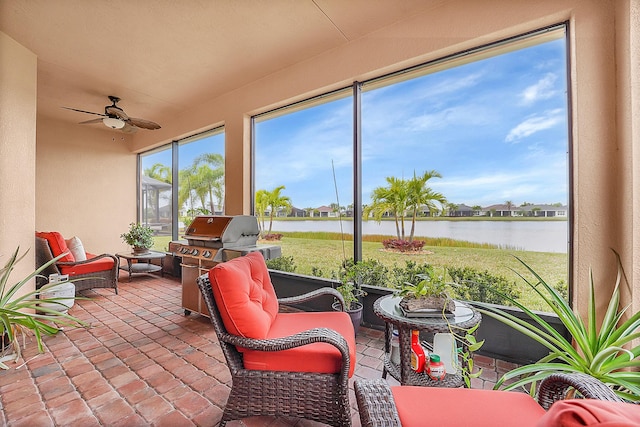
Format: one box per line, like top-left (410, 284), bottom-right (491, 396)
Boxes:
top-left (391, 386), bottom-right (545, 427)
top-left (59, 252), bottom-right (114, 275)
top-left (36, 231), bottom-right (74, 262)
top-left (208, 252), bottom-right (279, 339)
top-left (537, 399), bottom-right (640, 427)
top-left (242, 311), bottom-right (356, 377)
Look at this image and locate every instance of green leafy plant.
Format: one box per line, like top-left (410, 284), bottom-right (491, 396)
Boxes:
top-left (396, 265), bottom-right (448, 299)
top-left (475, 252), bottom-right (640, 401)
top-left (0, 247), bottom-right (87, 369)
top-left (120, 222), bottom-right (154, 249)
top-left (443, 320), bottom-right (484, 388)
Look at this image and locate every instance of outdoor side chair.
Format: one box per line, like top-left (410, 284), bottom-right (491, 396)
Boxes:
top-left (355, 373), bottom-right (636, 427)
top-left (35, 234), bottom-right (119, 294)
top-left (197, 252), bottom-right (356, 426)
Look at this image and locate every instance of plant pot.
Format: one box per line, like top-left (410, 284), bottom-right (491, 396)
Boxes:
top-left (332, 301), bottom-right (363, 335)
top-left (39, 281), bottom-right (76, 314)
top-left (1, 332), bottom-right (10, 353)
top-left (132, 246), bottom-right (150, 255)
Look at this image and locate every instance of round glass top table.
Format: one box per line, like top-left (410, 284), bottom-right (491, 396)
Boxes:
top-left (374, 295), bottom-right (481, 387)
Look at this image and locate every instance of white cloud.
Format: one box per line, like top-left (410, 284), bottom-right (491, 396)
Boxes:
top-left (505, 109), bottom-right (564, 143)
top-left (521, 73), bottom-right (558, 105)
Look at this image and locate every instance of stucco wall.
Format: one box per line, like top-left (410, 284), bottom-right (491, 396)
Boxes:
top-left (0, 31), bottom-right (37, 296)
top-left (35, 117), bottom-right (136, 254)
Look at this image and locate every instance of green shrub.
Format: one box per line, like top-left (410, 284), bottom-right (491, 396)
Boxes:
top-left (334, 258), bottom-right (389, 287)
top-left (388, 260), bottom-right (436, 289)
top-left (448, 266), bottom-right (520, 306)
top-left (266, 255), bottom-right (297, 272)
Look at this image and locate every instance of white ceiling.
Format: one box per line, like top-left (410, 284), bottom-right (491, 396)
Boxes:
top-left (1, 0), bottom-right (438, 130)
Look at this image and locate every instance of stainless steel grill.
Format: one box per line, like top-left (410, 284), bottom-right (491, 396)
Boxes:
top-left (175, 215), bottom-right (281, 262)
top-left (176, 215), bottom-right (281, 317)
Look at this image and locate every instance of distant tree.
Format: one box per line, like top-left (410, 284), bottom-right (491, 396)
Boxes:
top-left (447, 203), bottom-right (459, 217)
top-left (364, 176), bottom-right (410, 240)
top-left (407, 170), bottom-right (446, 241)
top-left (365, 170), bottom-right (445, 242)
top-left (264, 186), bottom-right (292, 236)
top-left (255, 189), bottom-right (269, 237)
top-left (145, 163), bottom-right (171, 183)
top-left (505, 200), bottom-right (513, 216)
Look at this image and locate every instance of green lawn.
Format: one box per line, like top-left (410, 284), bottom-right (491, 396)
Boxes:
top-left (271, 237), bottom-right (567, 311)
top-left (152, 233), bottom-right (567, 311)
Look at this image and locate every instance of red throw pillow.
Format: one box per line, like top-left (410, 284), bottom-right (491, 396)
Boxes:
top-left (208, 252), bottom-right (278, 339)
top-left (36, 231), bottom-right (74, 262)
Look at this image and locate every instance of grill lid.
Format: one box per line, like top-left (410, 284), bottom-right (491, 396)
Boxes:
top-left (183, 215), bottom-right (260, 248)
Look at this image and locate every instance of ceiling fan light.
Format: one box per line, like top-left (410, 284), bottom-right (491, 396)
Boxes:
top-left (103, 117), bottom-right (125, 129)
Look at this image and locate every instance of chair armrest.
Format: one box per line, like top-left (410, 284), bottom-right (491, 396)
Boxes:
top-left (354, 379), bottom-right (402, 427)
top-left (537, 373), bottom-right (624, 410)
top-left (219, 327), bottom-right (351, 378)
top-left (57, 253), bottom-right (118, 267)
top-left (278, 287), bottom-right (346, 311)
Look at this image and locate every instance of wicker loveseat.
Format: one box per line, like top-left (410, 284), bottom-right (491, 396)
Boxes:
top-left (35, 233), bottom-right (119, 294)
top-left (355, 374), bottom-right (638, 427)
top-left (196, 252), bottom-right (356, 426)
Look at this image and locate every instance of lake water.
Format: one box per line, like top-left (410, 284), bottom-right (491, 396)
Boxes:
top-left (270, 220), bottom-right (568, 253)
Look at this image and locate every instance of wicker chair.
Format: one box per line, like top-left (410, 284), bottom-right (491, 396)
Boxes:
top-left (35, 236), bottom-right (119, 294)
top-left (355, 374), bottom-right (626, 427)
top-left (196, 252), bottom-right (355, 427)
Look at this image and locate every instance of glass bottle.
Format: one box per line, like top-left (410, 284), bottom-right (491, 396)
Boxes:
top-left (410, 330), bottom-right (425, 372)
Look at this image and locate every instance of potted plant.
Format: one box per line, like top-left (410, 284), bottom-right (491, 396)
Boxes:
top-left (120, 222), bottom-right (154, 254)
top-left (475, 251), bottom-right (640, 401)
top-left (1, 247), bottom-right (87, 369)
top-left (396, 266), bottom-right (455, 314)
top-left (332, 259), bottom-right (369, 333)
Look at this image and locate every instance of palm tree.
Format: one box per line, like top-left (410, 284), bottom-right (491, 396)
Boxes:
top-left (505, 200), bottom-right (513, 217)
top-left (145, 163), bottom-right (171, 183)
top-left (364, 176), bottom-right (410, 240)
top-left (407, 170), bottom-right (446, 241)
top-left (192, 153), bottom-right (224, 213)
top-left (255, 189), bottom-right (269, 237)
top-left (264, 186), bottom-right (292, 236)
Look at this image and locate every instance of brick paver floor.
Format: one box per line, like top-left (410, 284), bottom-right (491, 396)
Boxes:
top-left (0, 272), bottom-right (506, 426)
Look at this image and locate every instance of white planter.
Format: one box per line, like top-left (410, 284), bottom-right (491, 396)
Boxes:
top-left (39, 281), bottom-right (76, 313)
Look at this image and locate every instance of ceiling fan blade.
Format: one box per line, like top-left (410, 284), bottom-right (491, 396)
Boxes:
top-left (127, 117), bottom-right (161, 130)
top-left (120, 123), bottom-right (138, 134)
top-left (62, 106), bottom-right (106, 117)
top-left (78, 118), bottom-right (103, 125)
top-left (105, 105), bottom-right (129, 120)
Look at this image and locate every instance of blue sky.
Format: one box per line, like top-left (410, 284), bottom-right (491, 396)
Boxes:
top-left (255, 37), bottom-right (568, 210)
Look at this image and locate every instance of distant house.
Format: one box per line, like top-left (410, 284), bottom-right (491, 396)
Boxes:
top-left (448, 204), bottom-right (475, 217)
top-left (518, 204), bottom-right (568, 217)
top-left (287, 207), bottom-right (307, 217)
top-left (316, 205), bottom-right (338, 218)
top-left (482, 204), bottom-right (514, 217)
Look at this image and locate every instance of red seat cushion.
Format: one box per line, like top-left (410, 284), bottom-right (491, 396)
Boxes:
top-left (242, 311), bottom-right (356, 377)
top-left (58, 252), bottom-right (114, 275)
top-left (391, 386), bottom-right (545, 427)
top-left (209, 251), bottom-right (279, 339)
top-left (36, 231), bottom-right (75, 262)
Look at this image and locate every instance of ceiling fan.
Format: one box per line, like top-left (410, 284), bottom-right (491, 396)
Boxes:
top-left (62, 96), bottom-right (161, 132)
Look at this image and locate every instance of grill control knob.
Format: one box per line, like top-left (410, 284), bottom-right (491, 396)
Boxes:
top-left (203, 250), bottom-right (212, 258)
top-left (191, 249), bottom-right (199, 256)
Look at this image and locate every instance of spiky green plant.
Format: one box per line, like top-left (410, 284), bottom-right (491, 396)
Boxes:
top-left (0, 247), bottom-right (87, 368)
top-left (475, 252), bottom-right (640, 401)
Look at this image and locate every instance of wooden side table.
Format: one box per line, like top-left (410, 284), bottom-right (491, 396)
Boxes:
top-left (374, 295), bottom-right (481, 387)
top-left (116, 251), bottom-right (165, 281)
